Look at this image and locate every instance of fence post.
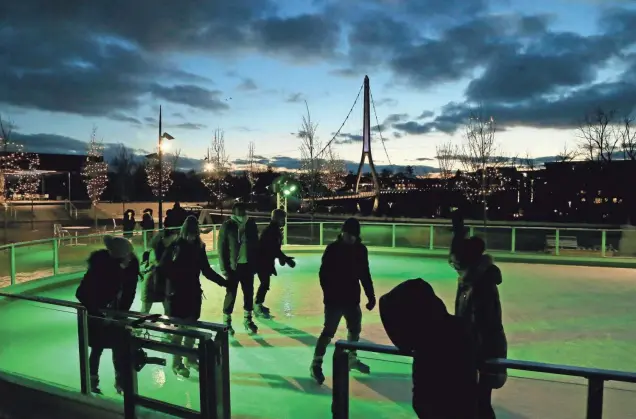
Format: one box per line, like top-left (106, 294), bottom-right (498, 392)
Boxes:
top-left (511, 228), bottom-right (516, 254)
top-left (586, 378), bottom-right (604, 419)
top-left (76, 307), bottom-right (91, 395)
top-left (53, 239), bottom-right (59, 275)
top-left (391, 224), bottom-right (396, 248)
top-left (213, 225), bottom-right (218, 251)
top-left (122, 327), bottom-right (138, 419)
top-left (555, 229), bottom-right (560, 256)
top-left (429, 225), bottom-right (434, 250)
top-left (319, 223), bottom-right (324, 246)
top-left (469, 226), bottom-right (475, 237)
top-left (332, 345), bottom-right (350, 419)
top-left (216, 330), bottom-right (231, 419)
top-left (198, 338), bottom-right (216, 419)
top-left (9, 244), bottom-right (16, 286)
top-left (601, 230), bottom-right (606, 258)
top-left (143, 230), bottom-right (148, 251)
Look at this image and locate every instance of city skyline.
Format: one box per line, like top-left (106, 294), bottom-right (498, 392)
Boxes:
top-left (1, 0), bottom-right (635, 174)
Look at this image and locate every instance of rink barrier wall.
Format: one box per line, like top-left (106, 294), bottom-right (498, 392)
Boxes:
top-left (0, 291), bottom-right (231, 419)
top-left (1, 221), bottom-right (636, 290)
top-left (332, 340), bottom-right (636, 419)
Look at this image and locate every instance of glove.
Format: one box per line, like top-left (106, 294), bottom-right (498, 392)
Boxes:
top-left (365, 296), bottom-right (376, 311)
top-left (286, 257), bottom-right (296, 268)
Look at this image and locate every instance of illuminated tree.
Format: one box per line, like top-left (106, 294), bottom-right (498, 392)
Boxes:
top-left (203, 129), bottom-right (230, 206)
top-left (145, 151), bottom-right (174, 197)
top-left (14, 152), bottom-right (40, 229)
top-left (82, 128), bottom-right (108, 226)
top-left (0, 115), bottom-right (24, 201)
top-left (323, 145), bottom-right (346, 193)
top-left (246, 141), bottom-right (258, 200)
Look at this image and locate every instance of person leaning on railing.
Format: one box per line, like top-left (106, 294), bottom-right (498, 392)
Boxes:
top-left (379, 278), bottom-right (478, 418)
top-left (450, 208), bottom-right (508, 419)
top-left (75, 235), bottom-right (140, 395)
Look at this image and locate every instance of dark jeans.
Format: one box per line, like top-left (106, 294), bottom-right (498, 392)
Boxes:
top-left (313, 305), bottom-right (362, 363)
top-left (89, 345), bottom-right (125, 379)
top-left (255, 272), bottom-right (271, 305)
top-left (477, 383), bottom-right (495, 418)
top-left (223, 263), bottom-right (254, 314)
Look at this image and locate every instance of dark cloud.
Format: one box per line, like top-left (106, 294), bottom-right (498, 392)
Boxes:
top-left (330, 68), bottom-right (358, 78)
top-left (286, 93), bottom-right (306, 103)
top-left (376, 98), bottom-right (398, 107)
top-left (334, 133), bottom-right (363, 145)
top-left (150, 84), bottom-right (229, 111)
top-left (415, 157), bottom-right (434, 161)
top-left (417, 111), bottom-right (434, 119)
top-left (109, 113), bottom-right (142, 125)
top-left (144, 117), bottom-right (157, 124)
top-left (174, 123), bottom-right (206, 130)
top-left (237, 78), bottom-right (258, 91)
top-left (172, 112), bottom-right (185, 119)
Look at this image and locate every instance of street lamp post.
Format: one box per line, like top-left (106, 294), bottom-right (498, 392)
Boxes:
top-left (271, 175), bottom-right (300, 245)
top-left (157, 105), bottom-right (174, 229)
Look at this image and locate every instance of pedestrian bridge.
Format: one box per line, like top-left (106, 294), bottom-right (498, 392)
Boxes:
top-left (1, 221), bottom-right (636, 418)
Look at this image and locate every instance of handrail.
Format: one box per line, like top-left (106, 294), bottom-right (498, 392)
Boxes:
top-left (332, 340), bottom-right (636, 419)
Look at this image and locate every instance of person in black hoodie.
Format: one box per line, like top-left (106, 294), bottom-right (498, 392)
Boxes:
top-left (122, 209), bottom-right (136, 238)
top-left (254, 209), bottom-right (296, 319)
top-left (450, 209), bottom-right (507, 418)
top-left (310, 218), bottom-right (376, 385)
top-left (75, 235), bottom-right (140, 395)
top-left (160, 215), bottom-right (227, 378)
top-left (140, 208), bottom-right (155, 235)
top-left (140, 230), bottom-right (176, 314)
top-left (380, 278), bottom-right (478, 418)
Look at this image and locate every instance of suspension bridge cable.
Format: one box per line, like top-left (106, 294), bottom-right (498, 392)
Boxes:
top-left (316, 81), bottom-right (365, 159)
top-left (370, 89), bottom-right (393, 167)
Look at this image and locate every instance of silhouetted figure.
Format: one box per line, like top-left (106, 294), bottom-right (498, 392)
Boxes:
top-left (450, 209), bottom-right (507, 418)
top-left (141, 208), bottom-right (154, 231)
top-left (140, 230), bottom-right (176, 314)
top-left (171, 201), bottom-right (188, 227)
top-left (75, 236), bottom-right (139, 395)
top-left (310, 218), bottom-right (375, 385)
top-left (163, 209), bottom-right (176, 235)
top-left (218, 202), bottom-right (259, 336)
top-left (160, 215), bottom-right (226, 378)
top-left (254, 209), bottom-right (296, 318)
top-left (122, 209), bottom-right (136, 238)
top-left (380, 278), bottom-right (478, 418)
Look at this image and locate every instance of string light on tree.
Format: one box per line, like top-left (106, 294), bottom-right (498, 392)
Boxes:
top-left (0, 118), bottom-right (24, 201)
top-left (82, 129), bottom-right (108, 227)
top-left (14, 151), bottom-right (41, 230)
top-left (146, 150), bottom-right (173, 197)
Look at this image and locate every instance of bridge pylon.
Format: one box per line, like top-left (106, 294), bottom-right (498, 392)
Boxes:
top-left (354, 75), bottom-right (381, 213)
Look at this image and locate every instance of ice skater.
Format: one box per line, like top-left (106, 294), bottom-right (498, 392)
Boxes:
top-left (139, 229), bottom-right (176, 315)
top-left (160, 215), bottom-right (227, 378)
top-left (218, 202), bottom-right (260, 336)
top-left (254, 209), bottom-right (296, 319)
top-left (450, 208), bottom-right (507, 418)
top-left (75, 235), bottom-right (140, 394)
top-left (310, 217), bottom-right (376, 385)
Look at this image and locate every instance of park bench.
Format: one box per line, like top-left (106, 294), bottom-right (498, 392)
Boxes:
top-left (546, 235), bottom-right (578, 250)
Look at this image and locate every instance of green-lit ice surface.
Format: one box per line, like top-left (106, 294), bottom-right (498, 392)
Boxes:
top-left (2, 253), bottom-right (636, 418)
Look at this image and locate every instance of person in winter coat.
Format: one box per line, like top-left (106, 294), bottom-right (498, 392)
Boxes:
top-left (379, 278), bottom-right (478, 418)
top-left (450, 209), bottom-right (507, 418)
top-left (75, 235), bottom-right (140, 395)
top-left (140, 230), bottom-right (176, 314)
top-left (122, 210), bottom-right (136, 238)
top-left (171, 201), bottom-right (188, 227)
top-left (254, 209), bottom-right (296, 319)
top-left (140, 208), bottom-right (155, 234)
top-left (218, 202), bottom-right (260, 336)
top-left (160, 215), bottom-right (227, 378)
top-left (310, 218), bottom-right (376, 385)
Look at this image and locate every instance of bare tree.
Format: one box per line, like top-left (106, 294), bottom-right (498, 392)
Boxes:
top-left (298, 102), bottom-right (323, 213)
top-left (619, 116), bottom-right (636, 160)
top-left (203, 129), bottom-right (230, 208)
top-left (577, 108), bottom-right (620, 163)
top-left (435, 140), bottom-right (457, 180)
top-left (555, 143), bottom-right (578, 163)
top-left (111, 144), bottom-right (137, 214)
top-left (458, 110), bottom-right (499, 228)
top-left (323, 145), bottom-right (347, 193)
top-left (522, 152), bottom-right (536, 171)
top-left (246, 141), bottom-right (258, 200)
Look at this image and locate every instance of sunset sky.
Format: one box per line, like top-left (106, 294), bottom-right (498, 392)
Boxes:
top-left (1, 0), bottom-right (635, 173)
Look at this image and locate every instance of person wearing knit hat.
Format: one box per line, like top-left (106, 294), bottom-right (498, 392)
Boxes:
top-left (160, 215), bottom-right (227, 378)
top-left (449, 208), bottom-right (507, 418)
top-left (75, 235), bottom-right (140, 395)
top-left (218, 202), bottom-right (260, 336)
top-left (310, 217), bottom-right (376, 385)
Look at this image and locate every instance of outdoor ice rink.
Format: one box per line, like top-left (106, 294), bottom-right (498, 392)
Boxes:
top-left (2, 252), bottom-right (636, 418)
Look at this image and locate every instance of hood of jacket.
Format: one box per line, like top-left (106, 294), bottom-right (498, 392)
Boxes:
top-left (87, 249), bottom-right (115, 269)
top-left (461, 254), bottom-right (502, 286)
top-left (379, 278), bottom-right (449, 352)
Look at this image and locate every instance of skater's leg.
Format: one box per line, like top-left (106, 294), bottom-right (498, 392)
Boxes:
top-left (140, 301), bottom-right (153, 314)
top-left (239, 266), bottom-right (258, 334)
top-left (311, 306), bottom-right (343, 384)
top-left (89, 346), bottom-right (104, 393)
top-left (255, 272), bottom-right (271, 306)
top-left (344, 305), bottom-right (369, 374)
top-left (222, 273), bottom-right (240, 316)
top-left (184, 294), bottom-right (202, 371)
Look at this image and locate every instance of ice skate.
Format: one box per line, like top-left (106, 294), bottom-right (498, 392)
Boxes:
top-left (223, 314), bottom-right (236, 337)
top-left (243, 311), bottom-right (258, 335)
top-left (254, 303), bottom-right (272, 319)
top-left (348, 356), bottom-right (370, 374)
top-left (90, 374), bottom-right (102, 394)
top-left (310, 363), bottom-right (325, 385)
top-left (172, 357), bottom-right (191, 379)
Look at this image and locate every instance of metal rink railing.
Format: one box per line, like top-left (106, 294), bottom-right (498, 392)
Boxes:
top-left (331, 340), bottom-right (636, 419)
top-left (0, 292), bottom-right (231, 419)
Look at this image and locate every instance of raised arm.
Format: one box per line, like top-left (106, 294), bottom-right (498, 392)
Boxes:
top-left (199, 244), bottom-right (226, 287)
